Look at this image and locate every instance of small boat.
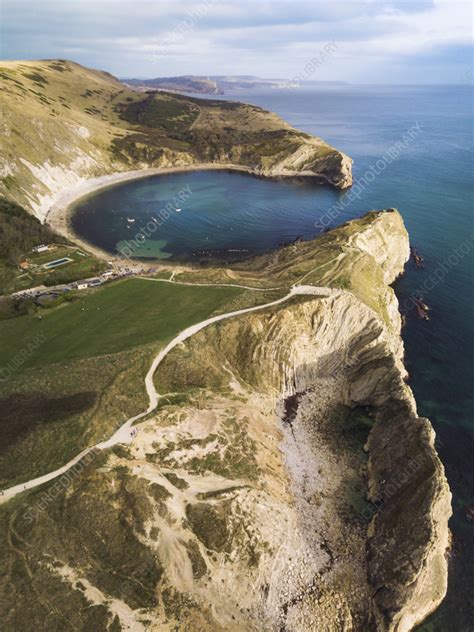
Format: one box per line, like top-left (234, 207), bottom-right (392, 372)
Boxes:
top-left (415, 304), bottom-right (430, 321)
top-left (414, 297), bottom-right (430, 320)
top-left (127, 217), bottom-right (135, 223)
top-left (416, 297), bottom-right (430, 311)
top-left (175, 208), bottom-right (182, 213)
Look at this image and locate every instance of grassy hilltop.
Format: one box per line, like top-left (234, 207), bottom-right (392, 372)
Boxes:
top-left (0, 59), bottom-right (351, 220)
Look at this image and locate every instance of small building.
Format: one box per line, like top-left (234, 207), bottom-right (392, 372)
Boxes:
top-left (19, 260), bottom-right (30, 270)
top-left (76, 283), bottom-right (89, 290)
top-left (32, 244), bottom-right (50, 253)
top-left (101, 271), bottom-right (114, 278)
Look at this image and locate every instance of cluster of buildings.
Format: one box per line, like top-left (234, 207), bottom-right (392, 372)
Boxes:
top-left (13, 242), bottom-right (156, 301)
top-left (76, 270), bottom-right (114, 290)
top-left (12, 270), bottom-right (122, 301)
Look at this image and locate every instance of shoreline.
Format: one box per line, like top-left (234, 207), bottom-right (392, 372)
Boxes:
top-left (44, 162), bottom-right (335, 266)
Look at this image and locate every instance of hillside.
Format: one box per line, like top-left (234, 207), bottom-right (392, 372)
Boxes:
top-left (0, 210), bottom-right (450, 632)
top-left (0, 60), bottom-right (352, 221)
top-left (0, 198), bottom-right (58, 277)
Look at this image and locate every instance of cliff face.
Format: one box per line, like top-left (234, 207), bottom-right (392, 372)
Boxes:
top-left (151, 210), bottom-right (450, 631)
top-left (325, 214), bottom-right (452, 630)
top-left (211, 292), bottom-right (451, 631)
top-left (259, 141), bottom-right (353, 188)
top-left (283, 213), bottom-right (451, 631)
top-left (0, 211), bottom-right (449, 632)
top-left (0, 59), bottom-right (352, 220)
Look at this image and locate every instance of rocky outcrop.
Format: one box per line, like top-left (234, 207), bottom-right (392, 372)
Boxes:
top-left (261, 140), bottom-right (353, 188)
top-left (347, 208), bottom-right (409, 284)
top-left (363, 394), bottom-right (452, 632)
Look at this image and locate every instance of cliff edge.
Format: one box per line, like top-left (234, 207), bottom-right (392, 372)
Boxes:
top-left (0, 211), bottom-right (450, 631)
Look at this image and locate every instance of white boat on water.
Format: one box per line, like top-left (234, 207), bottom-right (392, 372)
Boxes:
top-left (175, 208), bottom-right (182, 213)
top-left (127, 217), bottom-right (135, 223)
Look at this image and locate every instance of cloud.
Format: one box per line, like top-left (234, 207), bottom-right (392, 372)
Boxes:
top-left (1, 0), bottom-right (472, 83)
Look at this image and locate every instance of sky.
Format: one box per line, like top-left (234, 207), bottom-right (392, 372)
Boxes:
top-left (1, 0), bottom-right (472, 84)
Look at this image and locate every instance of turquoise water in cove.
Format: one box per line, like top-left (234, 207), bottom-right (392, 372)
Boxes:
top-left (72, 169), bottom-right (357, 261)
top-left (72, 85), bottom-right (473, 630)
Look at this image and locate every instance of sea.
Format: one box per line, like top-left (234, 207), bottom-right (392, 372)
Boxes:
top-left (72, 84), bottom-right (473, 630)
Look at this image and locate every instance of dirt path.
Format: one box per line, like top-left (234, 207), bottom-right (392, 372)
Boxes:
top-left (189, 105), bottom-right (203, 131)
top-left (0, 284), bottom-right (336, 505)
top-left (139, 276), bottom-right (284, 292)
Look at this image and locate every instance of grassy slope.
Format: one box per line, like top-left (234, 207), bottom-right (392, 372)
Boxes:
top-left (0, 210), bottom-right (402, 488)
top-left (0, 278), bottom-right (243, 367)
top-left (0, 61), bottom-right (124, 212)
top-left (0, 59), bottom-right (345, 217)
top-left (0, 278), bottom-right (244, 485)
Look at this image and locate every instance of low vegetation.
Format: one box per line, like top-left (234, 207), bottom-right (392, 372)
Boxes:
top-left (0, 461), bottom-right (162, 631)
top-left (118, 92), bottom-right (200, 131)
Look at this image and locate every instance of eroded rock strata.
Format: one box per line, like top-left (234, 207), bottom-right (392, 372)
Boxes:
top-left (0, 211), bottom-right (450, 631)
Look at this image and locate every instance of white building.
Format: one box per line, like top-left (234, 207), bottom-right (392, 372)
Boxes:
top-left (32, 244), bottom-right (49, 253)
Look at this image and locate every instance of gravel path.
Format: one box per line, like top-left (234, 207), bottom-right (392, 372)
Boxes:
top-left (0, 284), bottom-right (334, 504)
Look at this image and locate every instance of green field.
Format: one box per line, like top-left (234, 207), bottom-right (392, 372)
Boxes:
top-left (0, 278), bottom-right (244, 371)
top-left (0, 278), bottom-right (245, 486)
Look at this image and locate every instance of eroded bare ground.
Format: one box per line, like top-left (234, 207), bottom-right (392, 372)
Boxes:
top-left (49, 387), bottom-right (371, 631)
top-left (0, 299), bottom-right (376, 632)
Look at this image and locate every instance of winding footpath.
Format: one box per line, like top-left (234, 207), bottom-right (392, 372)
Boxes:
top-left (139, 276), bottom-right (285, 292)
top-left (0, 284), bottom-right (335, 505)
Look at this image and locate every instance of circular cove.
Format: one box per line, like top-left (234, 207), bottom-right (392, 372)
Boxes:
top-left (70, 170), bottom-right (352, 264)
